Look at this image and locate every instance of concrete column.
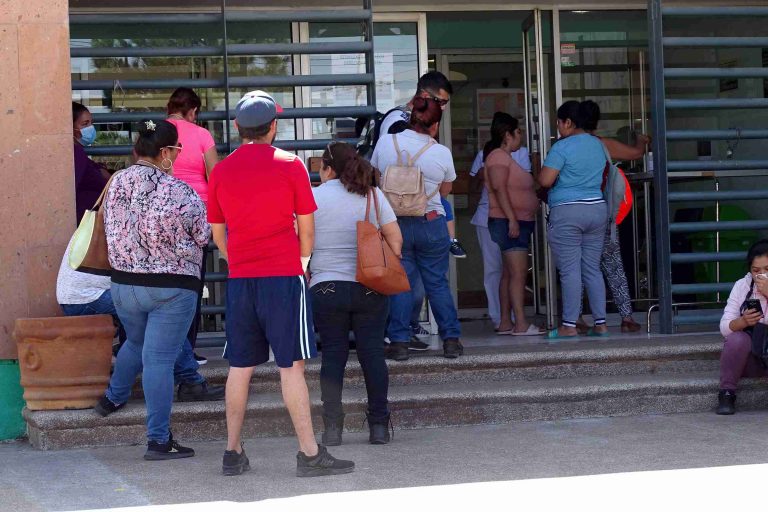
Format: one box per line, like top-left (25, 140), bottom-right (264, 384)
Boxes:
top-left (0, 0), bottom-right (74, 358)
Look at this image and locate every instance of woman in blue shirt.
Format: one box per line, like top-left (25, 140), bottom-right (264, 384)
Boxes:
top-left (538, 101), bottom-right (608, 338)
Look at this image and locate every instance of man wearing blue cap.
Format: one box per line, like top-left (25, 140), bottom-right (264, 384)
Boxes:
top-left (208, 91), bottom-right (354, 477)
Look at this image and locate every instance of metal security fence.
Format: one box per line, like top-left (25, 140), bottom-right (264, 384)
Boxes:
top-left (70, 3), bottom-right (377, 346)
top-left (648, 1), bottom-right (768, 333)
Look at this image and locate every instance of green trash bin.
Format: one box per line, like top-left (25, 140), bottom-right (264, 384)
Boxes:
top-left (0, 360), bottom-right (26, 440)
top-left (688, 205), bottom-right (754, 302)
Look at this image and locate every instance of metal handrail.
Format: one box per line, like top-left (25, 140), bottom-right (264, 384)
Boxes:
top-left (666, 98), bottom-right (768, 110)
top-left (662, 6), bottom-right (768, 16)
top-left (70, 10), bottom-right (372, 24)
top-left (665, 68), bottom-right (768, 79)
top-left (71, 42), bottom-right (373, 58)
top-left (72, 73), bottom-right (375, 91)
top-left (663, 37), bottom-right (768, 47)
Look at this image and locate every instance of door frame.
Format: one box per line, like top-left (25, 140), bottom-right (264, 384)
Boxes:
top-left (522, 8), bottom-right (560, 328)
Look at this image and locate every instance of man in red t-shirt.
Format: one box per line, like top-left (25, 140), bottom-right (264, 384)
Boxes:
top-left (208, 91), bottom-right (354, 477)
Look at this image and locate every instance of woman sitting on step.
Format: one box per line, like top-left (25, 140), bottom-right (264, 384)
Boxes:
top-left (716, 239), bottom-right (768, 415)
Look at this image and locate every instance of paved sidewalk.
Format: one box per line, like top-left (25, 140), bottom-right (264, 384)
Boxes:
top-left (2, 411), bottom-right (767, 511)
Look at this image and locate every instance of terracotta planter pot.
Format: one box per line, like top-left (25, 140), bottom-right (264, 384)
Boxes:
top-left (13, 315), bottom-right (116, 411)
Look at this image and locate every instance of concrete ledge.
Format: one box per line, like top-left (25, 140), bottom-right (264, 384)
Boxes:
top-left (26, 370), bottom-right (768, 450)
top-left (132, 339), bottom-right (723, 396)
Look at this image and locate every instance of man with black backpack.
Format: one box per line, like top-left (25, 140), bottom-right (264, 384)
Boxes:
top-left (361, 71), bottom-right (467, 263)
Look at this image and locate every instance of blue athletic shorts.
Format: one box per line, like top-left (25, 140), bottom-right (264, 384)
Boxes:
top-left (224, 276), bottom-right (317, 368)
top-left (488, 218), bottom-right (535, 253)
top-left (441, 196), bottom-right (454, 222)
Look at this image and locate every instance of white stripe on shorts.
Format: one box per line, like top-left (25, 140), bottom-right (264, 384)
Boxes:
top-left (298, 276), bottom-right (308, 359)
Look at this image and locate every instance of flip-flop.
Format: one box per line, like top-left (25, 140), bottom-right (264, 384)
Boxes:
top-left (496, 329), bottom-right (513, 336)
top-left (546, 329), bottom-right (579, 340)
top-left (586, 328), bottom-right (610, 338)
top-left (511, 325), bottom-right (546, 336)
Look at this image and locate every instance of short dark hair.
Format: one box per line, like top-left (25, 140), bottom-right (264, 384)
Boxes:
top-left (578, 100), bottom-right (601, 131)
top-left (134, 119), bottom-right (178, 158)
top-left (167, 87), bottom-right (202, 116)
top-left (237, 119), bottom-right (274, 140)
top-left (556, 100), bottom-right (581, 126)
top-left (72, 102), bottom-right (89, 124)
top-left (747, 239), bottom-right (768, 269)
top-left (417, 71), bottom-right (453, 96)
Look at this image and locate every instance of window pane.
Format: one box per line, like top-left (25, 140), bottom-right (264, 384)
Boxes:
top-left (307, 21), bottom-right (420, 139)
top-left (70, 17), bottom-right (294, 167)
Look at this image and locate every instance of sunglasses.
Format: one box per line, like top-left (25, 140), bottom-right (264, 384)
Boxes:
top-left (165, 142), bottom-right (183, 153)
top-left (420, 90), bottom-right (450, 107)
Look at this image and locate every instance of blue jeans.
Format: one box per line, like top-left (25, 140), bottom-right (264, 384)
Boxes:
top-left (410, 274), bottom-right (425, 330)
top-left (61, 291), bottom-right (203, 386)
top-left (106, 284), bottom-right (198, 443)
top-left (61, 290), bottom-right (126, 342)
top-left (387, 215), bottom-right (461, 343)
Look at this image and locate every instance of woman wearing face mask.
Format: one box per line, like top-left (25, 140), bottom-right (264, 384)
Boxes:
top-left (484, 113), bottom-right (541, 336)
top-left (72, 102), bottom-right (109, 224)
top-left (716, 239), bottom-right (768, 415)
top-left (96, 119), bottom-right (211, 461)
top-left (165, 88), bottom-right (219, 365)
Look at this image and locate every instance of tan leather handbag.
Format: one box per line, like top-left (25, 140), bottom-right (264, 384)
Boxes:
top-left (68, 173), bottom-right (117, 276)
top-left (356, 189), bottom-right (410, 295)
top-left (380, 134), bottom-right (438, 216)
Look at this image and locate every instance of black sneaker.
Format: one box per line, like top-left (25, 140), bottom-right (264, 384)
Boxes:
top-left (177, 381), bottom-right (225, 402)
top-left (449, 239), bottom-right (467, 258)
top-left (411, 324), bottom-right (430, 339)
top-left (443, 338), bottom-right (464, 359)
top-left (144, 433), bottom-right (195, 461)
top-left (94, 395), bottom-right (125, 417)
top-left (385, 342), bottom-right (409, 361)
top-left (222, 445), bottom-right (251, 476)
top-left (193, 352), bottom-right (208, 365)
top-left (716, 389), bottom-right (736, 415)
top-left (408, 338), bottom-right (430, 351)
top-left (296, 445), bottom-right (355, 477)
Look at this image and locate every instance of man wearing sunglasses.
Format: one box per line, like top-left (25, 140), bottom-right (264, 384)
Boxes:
top-left (378, 71), bottom-right (453, 139)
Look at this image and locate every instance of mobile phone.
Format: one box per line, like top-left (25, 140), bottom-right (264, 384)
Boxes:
top-left (745, 299), bottom-right (763, 315)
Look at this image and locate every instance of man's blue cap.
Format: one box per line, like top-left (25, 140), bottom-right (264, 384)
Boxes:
top-left (234, 90), bottom-right (283, 128)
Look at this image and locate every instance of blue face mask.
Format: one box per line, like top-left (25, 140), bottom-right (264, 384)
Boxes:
top-left (79, 125), bottom-right (97, 146)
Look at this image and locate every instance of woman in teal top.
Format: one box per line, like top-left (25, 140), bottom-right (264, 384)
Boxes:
top-left (538, 101), bottom-right (608, 339)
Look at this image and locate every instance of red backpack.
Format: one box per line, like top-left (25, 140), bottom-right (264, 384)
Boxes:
top-left (599, 145), bottom-right (633, 226)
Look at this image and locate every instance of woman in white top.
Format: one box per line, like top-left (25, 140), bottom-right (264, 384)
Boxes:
top-left (716, 239), bottom-right (768, 415)
top-left (311, 142), bottom-right (402, 446)
top-left (371, 97), bottom-right (463, 361)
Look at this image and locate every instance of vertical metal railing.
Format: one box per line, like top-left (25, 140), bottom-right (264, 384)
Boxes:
top-left (647, 1), bottom-right (768, 332)
top-left (648, 0), bottom-right (673, 333)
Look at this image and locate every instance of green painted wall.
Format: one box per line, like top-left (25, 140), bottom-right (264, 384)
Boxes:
top-left (0, 361), bottom-right (25, 440)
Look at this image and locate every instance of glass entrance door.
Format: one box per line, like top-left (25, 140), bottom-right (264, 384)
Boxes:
top-left (522, 10), bottom-right (558, 328)
top-left (442, 54), bottom-right (525, 312)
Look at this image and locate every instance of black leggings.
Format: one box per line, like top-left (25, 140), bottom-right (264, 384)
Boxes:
top-left (311, 281), bottom-right (389, 420)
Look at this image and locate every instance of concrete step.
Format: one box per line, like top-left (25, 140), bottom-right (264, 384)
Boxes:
top-left (134, 338), bottom-right (724, 397)
top-left (26, 369), bottom-right (768, 450)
